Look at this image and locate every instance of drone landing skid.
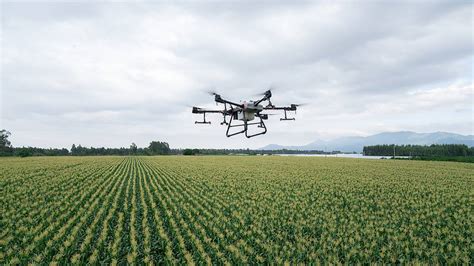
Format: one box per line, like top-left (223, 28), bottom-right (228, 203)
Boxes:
top-left (226, 115), bottom-right (267, 138)
top-left (280, 109), bottom-right (295, 121)
top-left (195, 113), bottom-right (211, 124)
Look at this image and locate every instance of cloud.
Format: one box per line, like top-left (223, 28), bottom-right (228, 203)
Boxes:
top-left (1, 1), bottom-right (472, 148)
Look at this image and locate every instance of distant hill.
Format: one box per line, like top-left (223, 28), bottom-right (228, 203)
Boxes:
top-left (260, 131), bottom-right (474, 152)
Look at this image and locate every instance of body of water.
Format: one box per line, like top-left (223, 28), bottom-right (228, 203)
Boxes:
top-left (275, 154), bottom-right (410, 159)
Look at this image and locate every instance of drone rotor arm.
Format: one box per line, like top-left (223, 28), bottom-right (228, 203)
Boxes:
top-left (263, 105), bottom-right (296, 111)
top-left (192, 107), bottom-right (225, 114)
top-left (263, 104), bottom-right (299, 120)
top-left (215, 97), bottom-right (244, 108)
top-left (254, 90), bottom-right (273, 106)
top-left (193, 106), bottom-right (229, 124)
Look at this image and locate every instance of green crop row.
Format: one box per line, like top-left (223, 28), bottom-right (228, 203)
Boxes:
top-left (1, 156), bottom-right (472, 264)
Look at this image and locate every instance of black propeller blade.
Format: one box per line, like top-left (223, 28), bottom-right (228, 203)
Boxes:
top-left (291, 103), bottom-right (308, 107)
top-left (254, 87), bottom-right (274, 97)
top-left (207, 88), bottom-right (219, 96)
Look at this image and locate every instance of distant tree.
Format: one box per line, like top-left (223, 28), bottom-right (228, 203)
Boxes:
top-left (0, 129), bottom-right (13, 156)
top-left (71, 144), bottom-right (77, 155)
top-left (148, 141), bottom-right (170, 155)
top-left (183, 148), bottom-right (200, 155)
top-left (76, 144), bottom-right (84, 156)
top-left (130, 143), bottom-right (138, 155)
top-left (183, 149), bottom-right (194, 155)
top-left (363, 144), bottom-right (471, 157)
top-left (17, 148), bottom-right (31, 157)
top-left (59, 148), bottom-right (70, 156)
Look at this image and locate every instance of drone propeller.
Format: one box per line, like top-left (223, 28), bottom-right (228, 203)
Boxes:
top-left (291, 103), bottom-right (308, 107)
top-left (253, 87), bottom-right (275, 97)
top-left (207, 89), bottom-right (219, 96)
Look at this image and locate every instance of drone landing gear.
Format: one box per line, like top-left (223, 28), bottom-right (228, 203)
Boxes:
top-left (280, 110), bottom-right (295, 121)
top-left (195, 113), bottom-right (211, 124)
top-left (247, 116), bottom-right (267, 138)
top-left (220, 115), bottom-right (229, 125)
top-left (226, 115), bottom-right (267, 138)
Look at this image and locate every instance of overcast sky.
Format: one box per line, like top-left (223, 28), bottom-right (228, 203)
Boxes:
top-left (1, 1), bottom-right (473, 149)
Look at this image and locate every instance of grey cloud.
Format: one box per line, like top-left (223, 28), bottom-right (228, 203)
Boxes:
top-left (1, 1), bottom-right (472, 148)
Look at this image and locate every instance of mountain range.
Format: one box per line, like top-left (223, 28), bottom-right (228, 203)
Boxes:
top-left (260, 131), bottom-right (474, 152)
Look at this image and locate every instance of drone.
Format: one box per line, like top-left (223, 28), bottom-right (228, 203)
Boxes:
top-left (192, 89), bottom-right (300, 138)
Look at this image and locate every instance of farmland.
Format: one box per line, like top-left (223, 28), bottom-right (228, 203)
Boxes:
top-left (1, 156), bottom-right (473, 264)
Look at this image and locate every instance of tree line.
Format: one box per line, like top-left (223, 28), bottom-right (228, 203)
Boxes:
top-left (0, 130), bottom-right (171, 157)
top-left (68, 141), bottom-right (170, 156)
top-left (0, 129), bottom-right (347, 157)
top-left (363, 144), bottom-right (474, 157)
top-left (4, 129), bottom-right (473, 158)
top-left (180, 148), bottom-right (345, 155)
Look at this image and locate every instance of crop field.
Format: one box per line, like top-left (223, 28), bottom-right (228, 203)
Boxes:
top-left (1, 156), bottom-right (473, 264)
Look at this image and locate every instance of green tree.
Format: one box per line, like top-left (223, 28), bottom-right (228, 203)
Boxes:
top-left (0, 129), bottom-right (13, 156)
top-left (183, 149), bottom-right (194, 155)
top-left (17, 148), bottom-right (31, 157)
top-left (148, 141), bottom-right (170, 155)
top-left (183, 149), bottom-right (201, 155)
top-left (130, 143), bottom-right (138, 155)
top-left (71, 144), bottom-right (77, 155)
